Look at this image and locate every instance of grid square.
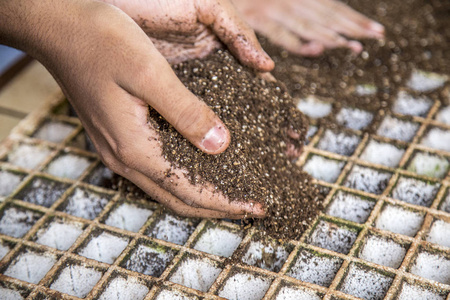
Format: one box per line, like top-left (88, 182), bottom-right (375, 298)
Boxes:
top-left (357, 234), bottom-right (407, 268)
top-left (296, 96), bottom-right (332, 119)
top-left (439, 189), bottom-right (450, 213)
top-left (407, 152), bottom-right (449, 179)
top-left (0, 170), bottom-right (23, 197)
top-left (409, 250), bottom-right (450, 285)
top-left (305, 125), bottom-right (318, 145)
top-left (122, 241), bottom-right (177, 277)
top-left (32, 120), bottom-right (76, 144)
top-left (303, 155), bottom-right (345, 183)
top-left (6, 144), bottom-right (52, 170)
top-left (0, 206), bottom-right (42, 238)
top-left (338, 263), bottom-right (393, 300)
top-left (83, 163), bottom-right (114, 188)
top-left (344, 165), bottom-right (392, 195)
top-left (50, 263), bottom-right (103, 298)
top-left (316, 129), bottom-right (361, 156)
top-left (375, 204), bottom-right (424, 237)
top-left (169, 255), bottom-right (222, 292)
top-left (68, 131), bottom-right (91, 150)
top-left (241, 237), bottom-right (291, 272)
top-left (155, 287), bottom-right (200, 300)
top-left (14, 177), bottom-right (70, 208)
top-left (396, 280), bottom-right (448, 300)
top-left (392, 91), bottom-right (433, 117)
top-left (35, 218), bottom-right (84, 250)
top-left (406, 69), bottom-right (448, 92)
top-left (0, 287), bottom-right (27, 300)
top-left (426, 219), bottom-right (450, 248)
top-left (307, 220), bottom-right (359, 254)
top-left (359, 140), bottom-right (405, 168)
top-left (286, 248), bottom-right (343, 287)
top-left (335, 107), bottom-right (373, 130)
top-left (147, 213), bottom-right (198, 245)
top-left (376, 116), bottom-right (419, 142)
top-left (104, 202), bottom-right (153, 232)
top-left (0, 282), bottom-right (30, 299)
top-left (326, 190), bottom-right (375, 223)
top-left (421, 127), bottom-right (450, 152)
top-left (218, 271), bottom-right (272, 300)
top-left (193, 223), bottom-right (243, 257)
top-left (0, 239), bottom-right (13, 260)
top-left (45, 153), bottom-right (92, 180)
top-left (4, 249), bottom-right (57, 284)
top-left (77, 231), bottom-right (129, 264)
top-left (274, 284), bottom-right (322, 300)
top-left (435, 105), bottom-right (450, 125)
top-left (59, 187), bottom-right (110, 220)
top-left (98, 275), bottom-right (149, 300)
top-left (354, 84), bottom-right (377, 96)
top-left (391, 176), bottom-right (439, 207)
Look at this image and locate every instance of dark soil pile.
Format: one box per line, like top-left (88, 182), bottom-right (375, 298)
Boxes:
top-left (148, 50), bottom-right (324, 240)
top-left (260, 0), bottom-right (450, 131)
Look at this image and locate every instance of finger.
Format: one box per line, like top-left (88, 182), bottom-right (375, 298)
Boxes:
top-left (196, 0), bottom-right (274, 72)
top-left (325, 0), bottom-right (385, 38)
top-left (110, 153), bottom-right (263, 219)
top-left (291, 0), bottom-right (384, 39)
top-left (124, 165), bottom-right (250, 219)
top-left (117, 44), bottom-right (230, 155)
top-left (268, 9), bottom-right (361, 51)
top-left (249, 17), bottom-right (325, 56)
top-left (286, 128), bottom-right (303, 159)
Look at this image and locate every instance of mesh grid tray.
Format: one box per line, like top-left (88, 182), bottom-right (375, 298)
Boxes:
top-left (0, 72), bottom-right (450, 300)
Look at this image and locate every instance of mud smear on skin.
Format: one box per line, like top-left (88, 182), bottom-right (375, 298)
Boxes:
top-left (147, 50), bottom-right (324, 240)
top-left (260, 0), bottom-right (450, 132)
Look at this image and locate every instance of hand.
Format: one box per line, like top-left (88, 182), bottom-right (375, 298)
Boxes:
top-left (232, 0), bottom-right (385, 56)
top-left (0, 0), bottom-right (267, 218)
top-left (102, 0), bottom-right (275, 68)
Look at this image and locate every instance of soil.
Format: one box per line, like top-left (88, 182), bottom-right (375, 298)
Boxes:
top-left (148, 50), bottom-right (324, 240)
top-left (117, 0), bottom-right (449, 241)
top-left (261, 0), bottom-right (450, 131)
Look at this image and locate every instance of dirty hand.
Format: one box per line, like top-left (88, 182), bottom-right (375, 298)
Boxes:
top-left (0, 0), bottom-right (269, 218)
top-left (232, 0), bottom-right (385, 56)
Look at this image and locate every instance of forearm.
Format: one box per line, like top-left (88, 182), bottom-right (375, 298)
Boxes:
top-left (0, 0), bottom-right (99, 65)
top-left (1, 0), bottom-right (54, 54)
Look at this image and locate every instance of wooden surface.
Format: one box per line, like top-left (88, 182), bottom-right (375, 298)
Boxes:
top-left (0, 59), bottom-right (61, 141)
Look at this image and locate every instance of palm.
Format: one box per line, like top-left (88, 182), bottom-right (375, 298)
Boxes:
top-left (103, 0), bottom-right (253, 64)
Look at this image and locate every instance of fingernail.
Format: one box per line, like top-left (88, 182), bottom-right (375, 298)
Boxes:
top-left (201, 125), bottom-right (227, 152)
top-left (370, 22), bottom-right (385, 34)
top-left (245, 201), bottom-right (266, 217)
top-left (348, 41), bottom-right (363, 54)
top-left (300, 42), bottom-right (324, 56)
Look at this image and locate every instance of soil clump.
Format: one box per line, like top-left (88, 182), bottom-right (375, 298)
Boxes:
top-left (148, 50), bottom-right (324, 240)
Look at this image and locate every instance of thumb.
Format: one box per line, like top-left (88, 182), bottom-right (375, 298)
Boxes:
top-left (122, 49), bottom-right (230, 155)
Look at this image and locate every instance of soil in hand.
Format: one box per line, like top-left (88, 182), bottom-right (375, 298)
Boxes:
top-left (148, 50), bottom-right (324, 240)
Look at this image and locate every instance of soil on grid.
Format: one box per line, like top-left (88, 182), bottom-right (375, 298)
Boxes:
top-left (262, 0), bottom-right (450, 132)
top-left (120, 0), bottom-right (449, 240)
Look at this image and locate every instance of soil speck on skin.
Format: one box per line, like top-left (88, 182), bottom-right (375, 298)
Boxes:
top-left (148, 50), bottom-right (324, 240)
